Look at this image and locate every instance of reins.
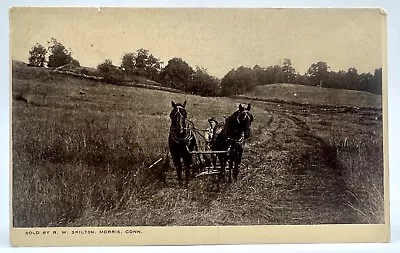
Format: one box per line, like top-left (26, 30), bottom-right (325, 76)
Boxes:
top-left (187, 120), bottom-right (208, 140)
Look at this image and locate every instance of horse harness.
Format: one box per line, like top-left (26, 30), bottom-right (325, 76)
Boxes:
top-left (169, 106), bottom-right (195, 148)
top-left (169, 124), bottom-right (195, 146)
top-left (236, 110), bottom-right (253, 125)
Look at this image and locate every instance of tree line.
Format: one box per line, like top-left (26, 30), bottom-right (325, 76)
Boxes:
top-left (28, 40), bottom-right (382, 96)
top-left (220, 59), bottom-right (382, 95)
top-left (28, 38), bottom-right (80, 68)
top-left (97, 51), bottom-right (220, 96)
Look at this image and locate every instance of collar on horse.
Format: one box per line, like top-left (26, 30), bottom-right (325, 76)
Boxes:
top-left (225, 112), bottom-right (248, 146)
top-left (227, 131), bottom-right (245, 146)
top-left (170, 124), bottom-right (194, 145)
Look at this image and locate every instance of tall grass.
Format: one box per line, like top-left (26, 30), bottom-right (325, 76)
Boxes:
top-left (12, 102), bottom-right (170, 226)
top-left (329, 133), bottom-right (384, 223)
top-left (311, 116), bottom-right (384, 224)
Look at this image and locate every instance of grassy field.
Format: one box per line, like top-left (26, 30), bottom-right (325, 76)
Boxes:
top-left (243, 83), bottom-right (382, 108)
top-left (12, 62), bottom-right (384, 226)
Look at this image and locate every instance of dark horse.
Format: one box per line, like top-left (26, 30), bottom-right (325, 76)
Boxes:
top-left (213, 103), bottom-right (253, 182)
top-left (168, 100), bottom-right (198, 186)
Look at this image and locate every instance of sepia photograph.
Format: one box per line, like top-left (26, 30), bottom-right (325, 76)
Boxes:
top-left (9, 7), bottom-right (389, 245)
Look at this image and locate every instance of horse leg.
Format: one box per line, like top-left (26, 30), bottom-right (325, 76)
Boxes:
top-left (233, 150), bottom-right (242, 182)
top-left (173, 156), bottom-right (183, 187)
top-left (184, 153), bottom-right (192, 187)
top-left (212, 154), bottom-right (217, 170)
top-left (184, 163), bottom-right (190, 187)
top-left (233, 162), bottom-right (239, 182)
top-left (219, 155), bottom-right (226, 183)
top-left (177, 165), bottom-right (183, 187)
top-left (228, 158), bottom-right (234, 183)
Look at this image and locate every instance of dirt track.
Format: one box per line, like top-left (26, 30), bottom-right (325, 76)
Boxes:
top-left (244, 108), bottom-right (356, 224)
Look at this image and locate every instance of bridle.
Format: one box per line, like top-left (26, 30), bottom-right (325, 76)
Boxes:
top-left (236, 110), bottom-right (252, 125)
top-left (224, 110), bottom-right (252, 152)
top-left (170, 106), bottom-right (194, 144)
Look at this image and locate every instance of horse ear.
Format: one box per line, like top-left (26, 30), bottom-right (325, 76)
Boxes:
top-left (239, 104), bottom-right (244, 111)
top-left (247, 103), bottom-right (251, 111)
top-left (171, 101), bottom-right (176, 108)
top-left (182, 100), bottom-right (187, 107)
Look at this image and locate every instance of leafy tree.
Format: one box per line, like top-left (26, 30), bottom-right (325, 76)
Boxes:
top-left (264, 66), bottom-right (276, 84)
top-left (121, 53), bottom-right (136, 73)
top-left (188, 66), bottom-right (220, 96)
top-left (160, 58), bottom-right (194, 90)
top-left (70, 59), bottom-right (80, 67)
top-left (281, 58), bottom-right (296, 83)
top-left (97, 59), bottom-right (117, 75)
top-left (134, 48), bottom-right (162, 78)
top-left (307, 61), bottom-right (330, 87)
top-left (371, 68), bottom-right (382, 94)
top-left (252, 65), bottom-right (266, 85)
top-left (293, 72), bottom-right (311, 85)
top-left (344, 67), bottom-right (359, 89)
top-left (327, 70), bottom-right (346, 89)
top-left (121, 49), bottom-right (163, 80)
top-left (267, 65), bottom-right (285, 84)
top-left (97, 59), bottom-right (124, 85)
top-left (28, 43), bottom-right (47, 67)
top-left (47, 38), bottom-right (79, 68)
top-left (358, 72), bottom-right (374, 92)
top-left (220, 66), bottom-right (256, 95)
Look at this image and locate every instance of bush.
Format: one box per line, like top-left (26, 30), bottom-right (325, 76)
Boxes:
top-left (97, 59), bottom-right (126, 85)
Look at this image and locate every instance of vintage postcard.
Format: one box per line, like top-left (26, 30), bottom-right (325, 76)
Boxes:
top-left (10, 7), bottom-right (389, 246)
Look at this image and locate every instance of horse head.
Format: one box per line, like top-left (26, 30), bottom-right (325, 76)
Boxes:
top-left (170, 100), bottom-right (187, 136)
top-left (237, 103), bottom-right (253, 139)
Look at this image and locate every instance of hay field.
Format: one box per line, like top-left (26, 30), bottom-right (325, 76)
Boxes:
top-left (12, 62), bottom-right (384, 227)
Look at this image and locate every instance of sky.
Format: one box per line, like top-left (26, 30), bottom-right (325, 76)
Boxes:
top-left (10, 8), bottom-right (385, 78)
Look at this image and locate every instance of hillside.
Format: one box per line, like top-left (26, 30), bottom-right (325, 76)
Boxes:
top-left (243, 83), bottom-right (382, 108)
top-left (12, 63), bottom-right (384, 227)
top-left (11, 60), bottom-right (177, 94)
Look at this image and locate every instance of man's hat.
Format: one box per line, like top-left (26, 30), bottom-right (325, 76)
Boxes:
top-left (208, 117), bottom-right (218, 123)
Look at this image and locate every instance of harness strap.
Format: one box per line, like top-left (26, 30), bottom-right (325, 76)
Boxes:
top-left (170, 124), bottom-right (194, 144)
top-left (227, 132), bottom-right (245, 144)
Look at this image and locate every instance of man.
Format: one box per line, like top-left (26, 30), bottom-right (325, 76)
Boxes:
top-left (205, 117), bottom-right (218, 149)
top-left (204, 118), bottom-right (218, 169)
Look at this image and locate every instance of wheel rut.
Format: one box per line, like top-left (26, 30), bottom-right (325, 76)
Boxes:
top-left (244, 111), bottom-right (358, 224)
